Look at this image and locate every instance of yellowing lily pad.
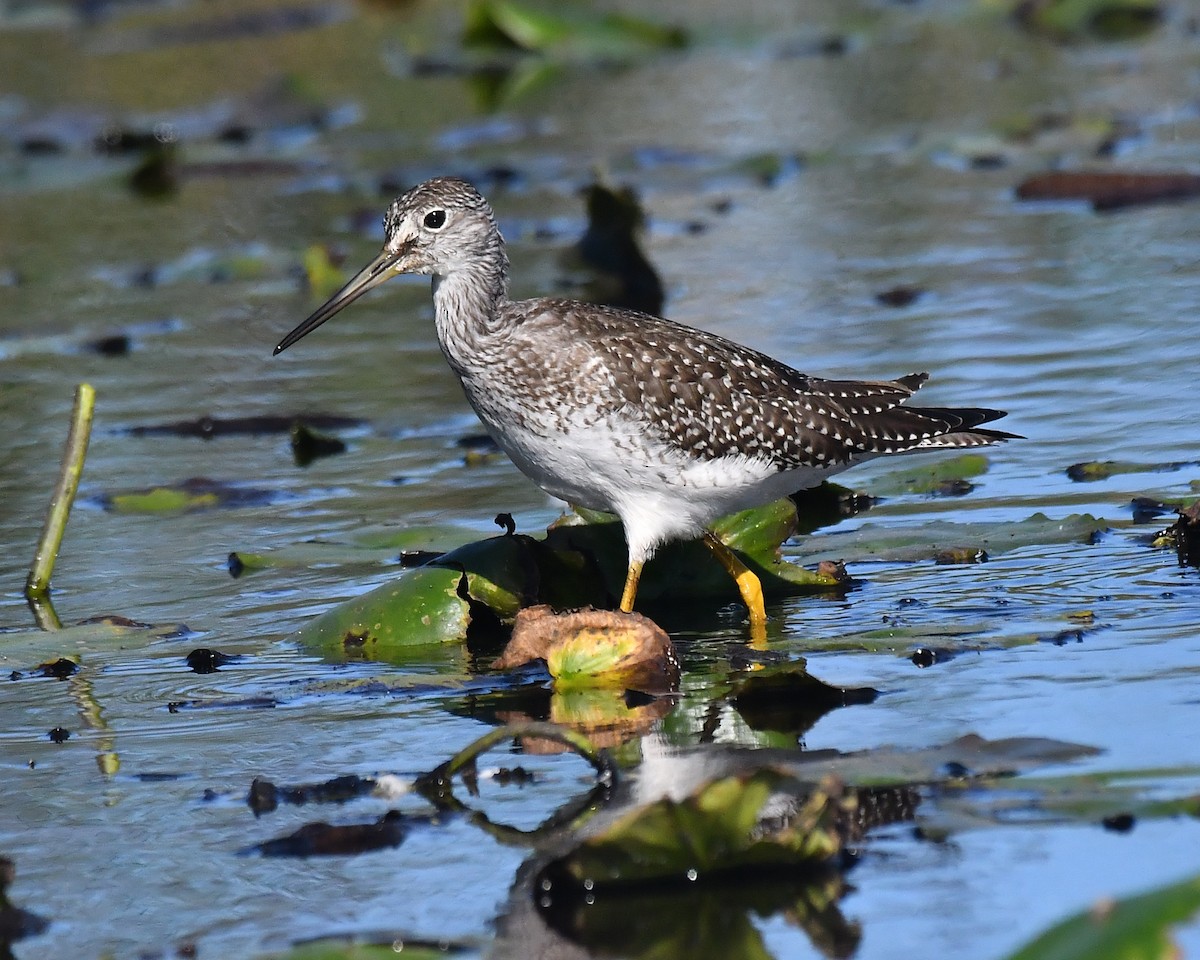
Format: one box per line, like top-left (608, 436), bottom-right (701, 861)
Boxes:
top-left (494, 605), bottom-right (680, 691)
top-left (100, 478), bottom-right (276, 513)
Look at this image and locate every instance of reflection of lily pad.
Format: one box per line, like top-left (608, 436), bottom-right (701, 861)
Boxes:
top-left (539, 773), bottom-right (851, 891)
top-left (538, 871), bottom-right (857, 960)
top-left (259, 941), bottom-right (460, 960)
top-left (729, 664), bottom-right (878, 735)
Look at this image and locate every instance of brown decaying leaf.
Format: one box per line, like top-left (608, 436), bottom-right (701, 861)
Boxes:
top-left (1015, 171), bottom-right (1200, 211)
top-left (494, 604), bottom-right (680, 691)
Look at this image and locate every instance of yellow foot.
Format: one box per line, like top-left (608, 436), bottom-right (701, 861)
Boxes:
top-left (619, 559), bottom-right (644, 613)
top-left (703, 531), bottom-right (768, 633)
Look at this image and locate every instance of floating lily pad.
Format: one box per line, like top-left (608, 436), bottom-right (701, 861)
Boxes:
top-left (1066, 459), bottom-right (1195, 482)
top-left (301, 244), bottom-right (345, 299)
top-left (229, 523), bottom-right (478, 576)
top-left (97, 477), bottom-right (279, 513)
top-left (1002, 873), bottom-right (1200, 960)
top-left (790, 512), bottom-right (1111, 565)
top-left (1012, 0), bottom-right (1164, 41)
top-left (291, 535), bottom-right (537, 658)
top-left (286, 498), bottom-right (845, 662)
top-left (546, 497), bottom-right (847, 608)
top-left (868, 452), bottom-right (991, 496)
top-left (464, 0), bottom-right (687, 60)
top-left (0, 616), bottom-right (190, 668)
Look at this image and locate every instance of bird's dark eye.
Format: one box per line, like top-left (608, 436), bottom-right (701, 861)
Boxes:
top-left (423, 209), bottom-right (447, 230)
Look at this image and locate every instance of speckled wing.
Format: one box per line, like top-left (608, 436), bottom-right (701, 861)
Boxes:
top-left (566, 307), bottom-right (1013, 471)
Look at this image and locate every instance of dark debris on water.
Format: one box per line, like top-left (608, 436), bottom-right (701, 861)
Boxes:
top-left (246, 811), bottom-right (408, 858)
top-left (184, 648), bottom-right (239, 674)
top-left (1156, 501), bottom-right (1200, 567)
top-left (126, 413), bottom-right (365, 439)
top-left (246, 774), bottom-right (378, 816)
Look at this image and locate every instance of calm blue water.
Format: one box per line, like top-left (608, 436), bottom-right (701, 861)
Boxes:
top-left (2, 1), bottom-right (1199, 957)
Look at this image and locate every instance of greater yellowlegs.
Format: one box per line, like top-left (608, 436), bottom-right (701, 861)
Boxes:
top-left (276, 177), bottom-right (1015, 628)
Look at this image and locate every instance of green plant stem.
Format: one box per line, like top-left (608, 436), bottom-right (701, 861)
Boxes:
top-left (25, 383), bottom-right (96, 608)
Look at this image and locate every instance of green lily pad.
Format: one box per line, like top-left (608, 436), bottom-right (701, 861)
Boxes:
top-left (464, 0), bottom-right (687, 60)
top-left (0, 616), bottom-right (189, 667)
top-left (99, 478), bottom-right (277, 513)
top-left (290, 535), bottom-right (536, 659)
top-left (547, 497), bottom-right (846, 606)
top-left (1011, 0), bottom-right (1163, 41)
top-left (229, 523), bottom-right (479, 575)
top-left (869, 452), bottom-right (991, 496)
top-left (1067, 459), bottom-right (1194, 482)
top-left (301, 244), bottom-right (344, 300)
top-left (1002, 873), bottom-right (1200, 960)
top-left (790, 512), bottom-right (1111, 565)
top-left (283, 498), bottom-right (848, 661)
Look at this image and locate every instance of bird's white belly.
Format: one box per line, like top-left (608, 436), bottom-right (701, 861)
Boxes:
top-left (477, 404), bottom-right (834, 557)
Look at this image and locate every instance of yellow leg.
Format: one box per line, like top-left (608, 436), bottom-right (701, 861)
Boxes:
top-left (619, 559), bottom-right (644, 613)
top-left (703, 532), bottom-right (767, 630)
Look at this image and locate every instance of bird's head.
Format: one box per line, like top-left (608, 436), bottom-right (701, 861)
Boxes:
top-left (274, 176), bottom-right (500, 355)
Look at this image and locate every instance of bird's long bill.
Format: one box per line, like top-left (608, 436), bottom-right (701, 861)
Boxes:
top-left (274, 249), bottom-right (401, 355)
